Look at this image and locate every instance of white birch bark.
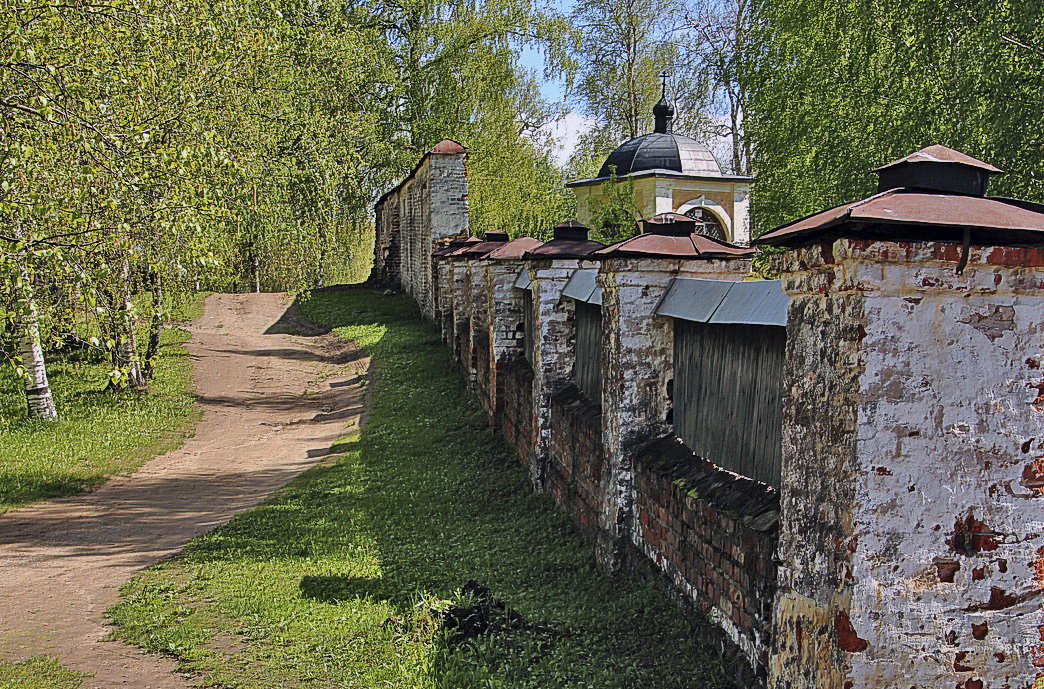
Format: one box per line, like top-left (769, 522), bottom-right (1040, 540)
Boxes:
top-left (16, 280), bottom-right (59, 421)
top-left (119, 259), bottom-right (147, 389)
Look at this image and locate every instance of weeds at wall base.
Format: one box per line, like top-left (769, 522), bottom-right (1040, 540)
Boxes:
top-left (106, 289), bottom-right (734, 688)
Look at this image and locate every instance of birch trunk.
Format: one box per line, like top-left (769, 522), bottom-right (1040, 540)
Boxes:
top-left (16, 281), bottom-right (59, 421)
top-left (143, 268), bottom-right (163, 380)
top-left (119, 259), bottom-right (147, 389)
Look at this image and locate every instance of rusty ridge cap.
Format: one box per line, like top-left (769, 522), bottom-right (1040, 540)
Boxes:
top-left (445, 236), bottom-right (483, 257)
top-left (872, 144), bottom-right (1003, 174)
top-left (431, 139), bottom-right (467, 155)
top-left (754, 190), bottom-right (1044, 248)
top-left (374, 139), bottom-right (468, 208)
top-left (432, 237), bottom-right (477, 257)
top-left (460, 240), bottom-right (508, 257)
top-left (752, 189), bottom-right (897, 246)
top-left (486, 237), bottom-right (543, 260)
top-left (524, 238), bottom-right (606, 259)
top-left (597, 232), bottom-right (755, 258)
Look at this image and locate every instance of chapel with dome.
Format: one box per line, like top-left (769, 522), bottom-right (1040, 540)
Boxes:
top-left (566, 85), bottom-right (753, 244)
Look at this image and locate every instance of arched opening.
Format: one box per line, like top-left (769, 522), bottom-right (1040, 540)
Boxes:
top-left (682, 206), bottom-right (727, 241)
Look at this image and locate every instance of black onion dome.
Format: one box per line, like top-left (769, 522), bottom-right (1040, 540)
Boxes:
top-left (652, 96), bottom-right (674, 132)
top-left (597, 133), bottom-right (723, 178)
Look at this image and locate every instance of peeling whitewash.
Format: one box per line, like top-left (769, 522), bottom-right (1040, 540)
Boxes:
top-left (770, 239), bottom-right (1044, 689)
top-left (599, 257), bottom-right (751, 566)
top-left (527, 258), bottom-right (599, 489)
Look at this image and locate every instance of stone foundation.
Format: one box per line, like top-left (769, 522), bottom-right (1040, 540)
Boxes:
top-left (548, 385), bottom-right (608, 549)
top-left (632, 436), bottom-right (778, 685)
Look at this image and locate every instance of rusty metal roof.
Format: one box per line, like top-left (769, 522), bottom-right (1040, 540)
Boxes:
top-left (596, 232), bottom-right (756, 259)
top-left (431, 139), bottom-right (467, 155)
top-left (873, 145), bottom-right (1002, 174)
top-left (432, 236), bottom-right (479, 257)
top-left (754, 189), bottom-right (1044, 248)
top-left (525, 228), bottom-right (606, 259)
top-left (486, 237), bottom-right (543, 260)
top-left (444, 236), bottom-right (483, 257)
top-left (460, 231), bottom-right (510, 257)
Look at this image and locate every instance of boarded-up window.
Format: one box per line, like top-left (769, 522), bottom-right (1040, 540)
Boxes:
top-left (673, 320), bottom-right (784, 488)
top-left (573, 301), bottom-right (602, 402)
top-left (523, 289), bottom-right (535, 364)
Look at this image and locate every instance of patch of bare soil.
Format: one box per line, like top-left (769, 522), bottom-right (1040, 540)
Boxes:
top-left (0, 293), bottom-right (369, 688)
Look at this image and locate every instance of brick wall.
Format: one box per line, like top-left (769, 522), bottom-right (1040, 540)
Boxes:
top-left (434, 258), bottom-right (454, 343)
top-left (474, 331), bottom-right (491, 413)
top-left (499, 358), bottom-right (536, 476)
top-left (485, 262), bottom-right (528, 429)
top-left (451, 258), bottom-right (470, 364)
top-left (371, 145), bottom-right (467, 320)
top-left (548, 385), bottom-right (607, 545)
top-left (769, 239), bottom-right (1044, 689)
top-left (631, 435), bottom-right (778, 686)
top-left (467, 259), bottom-right (489, 388)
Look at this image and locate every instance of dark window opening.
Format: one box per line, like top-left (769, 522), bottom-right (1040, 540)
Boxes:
top-left (573, 301), bottom-right (602, 403)
top-left (522, 289), bottom-right (535, 365)
top-left (673, 320), bottom-right (784, 489)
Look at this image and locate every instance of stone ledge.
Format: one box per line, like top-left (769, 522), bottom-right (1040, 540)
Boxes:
top-left (501, 356), bottom-right (535, 383)
top-left (635, 435), bottom-right (779, 535)
top-left (550, 383), bottom-right (602, 426)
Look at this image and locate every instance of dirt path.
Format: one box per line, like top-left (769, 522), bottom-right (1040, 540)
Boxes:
top-left (0, 293), bottom-right (369, 688)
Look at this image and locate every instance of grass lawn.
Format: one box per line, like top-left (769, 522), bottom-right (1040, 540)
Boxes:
top-left (0, 657), bottom-right (85, 688)
top-left (0, 294), bottom-right (205, 512)
top-left (107, 288), bottom-right (732, 688)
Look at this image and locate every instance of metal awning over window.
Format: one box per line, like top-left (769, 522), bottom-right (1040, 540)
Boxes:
top-left (561, 269), bottom-right (602, 305)
top-left (513, 266), bottom-right (532, 290)
top-left (655, 278), bottom-right (787, 326)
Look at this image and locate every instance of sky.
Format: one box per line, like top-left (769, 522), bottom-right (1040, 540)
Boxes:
top-left (514, 30), bottom-right (735, 171)
top-left (516, 42), bottom-right (596, 166)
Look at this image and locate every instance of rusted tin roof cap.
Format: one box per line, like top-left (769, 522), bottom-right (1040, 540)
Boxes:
top-left (873, 145), bottom-right (1004, 196)
top-left (525, 220), bottom-right (605, 258)
top-left (432, 236), bottom-right (477, 257)
top-left (755, 145), bottom-right (1044, 248)
top-left (525, 238), bottom-right (606, 259)
top-left (431, 139), bottom-right (467, 154)
top-left (873, 145), bottom-right (1002, 174)
top-left (552, 219), bottom-right (591, 241)
top-left (754, 190), bottom-right (1044, 248)
top-left (641, 212), bottom-right (704, 237)
top-left (596, 232), bottom-right (756, 259)
top-left (444, 236), bottom-right (483, 257)
top-left (461, 231), bottom-right (510, 257)
top-left (486, 237), bottom-right (543, 260)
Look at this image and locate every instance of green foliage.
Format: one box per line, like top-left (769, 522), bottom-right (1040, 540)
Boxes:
top-left (553, 0), bottom-right (714, 173)
top-left (743, 0), bottom-right (1044, 234)
top-left (588, 170), bottom-right (641, 244)
top-left (107, 289), bottom-right (732, 689)
top-left (0, 657), bottom-right (85, 689)
top-left (1, 0), bottom-right (573, 419)
top-left (0, 313), bottom-right (200, 511)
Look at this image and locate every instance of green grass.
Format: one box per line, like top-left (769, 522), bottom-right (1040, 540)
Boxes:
top-left (0, 293), bottom-right (206, 512)
top-left (106, 288), bottom-right (731, 688)
top-left (0, 657), bottom-right (85, 688)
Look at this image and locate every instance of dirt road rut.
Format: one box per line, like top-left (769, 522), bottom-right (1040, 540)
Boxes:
top-left (0, 293), bottom-right (368, 688)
